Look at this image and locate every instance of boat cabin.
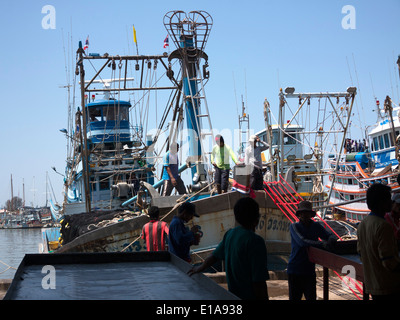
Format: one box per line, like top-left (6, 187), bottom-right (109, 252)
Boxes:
top-left (256, 124), bottom-right (304, 161)
top-left (86, 99), bottom-right (132, 145)
top-left (369, 118), bottom-right (400, 169)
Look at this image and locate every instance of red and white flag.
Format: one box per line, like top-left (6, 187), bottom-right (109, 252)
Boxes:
top-left (83, 36), bottom-right (89, 51)
top-left (163, 35), bottom-right (169, 48)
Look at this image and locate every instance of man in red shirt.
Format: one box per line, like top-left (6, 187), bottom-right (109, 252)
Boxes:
top-left (141, 206), bottom-right (169, 251)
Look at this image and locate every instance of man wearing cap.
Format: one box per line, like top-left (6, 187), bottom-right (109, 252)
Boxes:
top-left (244, 135), bottom-right (269, 190)
top-left (211, 135), bottom-right (238, 194)
top-left (385, 193), bottom-right (400, 240)
top-left (287, 200), bottom-right (336, 300)
top-left (168, 202), bottom-right (200, 262)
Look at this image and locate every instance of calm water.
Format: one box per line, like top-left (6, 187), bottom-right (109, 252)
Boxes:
top-left (0, 228), bottom-right (43, 279)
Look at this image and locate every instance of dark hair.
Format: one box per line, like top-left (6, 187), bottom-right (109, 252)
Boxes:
top-left (234, 197), bottom-right (260, 228)
top-left (148, 206), bottom-right (160, 219)
top-left (366, 183), bottom-right (391, 214)
top-left (178, 202), bottom-right (196, 215)
top-left (215, 134), bottom-right (224, 144)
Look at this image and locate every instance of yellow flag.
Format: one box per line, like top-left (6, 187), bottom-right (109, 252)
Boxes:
top-left (133, 25), bottom-right (137, 44)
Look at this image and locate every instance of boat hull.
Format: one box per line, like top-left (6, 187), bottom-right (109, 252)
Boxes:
top-left (56, 191), bottom-right (291, 259)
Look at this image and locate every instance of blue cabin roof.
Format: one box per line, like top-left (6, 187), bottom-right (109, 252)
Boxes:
top-left (86, 99), bottom-right (131, 108)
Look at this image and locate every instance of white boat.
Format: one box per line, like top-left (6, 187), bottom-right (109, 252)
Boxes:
top-left (326, 94), bottom-right (400, 223)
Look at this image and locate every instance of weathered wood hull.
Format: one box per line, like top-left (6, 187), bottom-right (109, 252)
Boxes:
top-left (56, 191), bottom-right (291, 259)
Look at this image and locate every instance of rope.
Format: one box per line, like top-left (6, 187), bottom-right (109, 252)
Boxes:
top-left (0, 260), bottom-right (16, 274)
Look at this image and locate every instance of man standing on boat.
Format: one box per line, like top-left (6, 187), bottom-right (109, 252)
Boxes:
top-left (211, 135), bottom-right (238, 194)
top-left (244, 135), bottom-right (269, 190)
top-left (161, 142), bottom-right (186, 196)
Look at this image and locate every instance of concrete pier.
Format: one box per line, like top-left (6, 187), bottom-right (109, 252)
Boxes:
top-left (0, 279), bottom-right (11, 300)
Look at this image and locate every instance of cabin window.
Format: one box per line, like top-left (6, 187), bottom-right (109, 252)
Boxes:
top-left (348, 179), bottom-right (353, 185)
top-left (373, 137), bottom-right (378, 151)
top-left (284, 132), bottom-right (297, 145)
top-left (120, 108), bottom-right (129, 121)
top-left (89, 108), bottom-right (102, 122)
top-left (384, 133), bottom-right (390, 148)
top-left (99, 176), bottom-right (110, 190)
top-left (379, 135), bottom-right (384, 150)
top-left (103, 106), bottom-right (116, 121)
top-left (272, 131), bottom-right (279, 145)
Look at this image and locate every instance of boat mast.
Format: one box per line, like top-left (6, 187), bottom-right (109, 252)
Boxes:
top-left (77, 41), bottom-right (91, 213)
top-left (164, 10), bottom-right (213, 179)
top-left (384, 95), bottom-right (398, 162)
top-left (263, 98), bottom-right (275, 181)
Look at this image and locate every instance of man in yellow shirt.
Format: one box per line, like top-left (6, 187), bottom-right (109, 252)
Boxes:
top-left (211, 135), bottom-right (238, 194)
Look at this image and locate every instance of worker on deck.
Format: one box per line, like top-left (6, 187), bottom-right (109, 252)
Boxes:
top-left (161, 142), bottom-right (186, 196)
top-left (168, 202), bottom-right (200, 262)
top-left (141, 206), bottom-right (169, 251)
top-left (211, 135), bottom-right (238, 194)
top-left (244, 135), bottom-right (269, 190)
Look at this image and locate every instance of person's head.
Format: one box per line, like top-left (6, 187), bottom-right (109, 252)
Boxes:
top-left (295, 200), bottom-right (316, 226)
top-left (215, 135), bottom-right (224, 147)
top-left (234, 197), bottom-right (260, 230)
top-left (170, 142), bottom-right (179, 154)
top-left (392, 193), bottom-right (400, 219)
top-left (249, 135), bottom-right (257, 147)
top-left (177, 202), bottom-right (199, 222)
top-left (366, 183), bottom-right (392, 216)
top-left (148, 206), bottom-right (160, 220)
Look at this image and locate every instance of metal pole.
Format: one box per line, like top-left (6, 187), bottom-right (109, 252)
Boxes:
top-left (322, 90), bottom-right (356, 218)
top-left (77, 41), bottom-right (91, 213)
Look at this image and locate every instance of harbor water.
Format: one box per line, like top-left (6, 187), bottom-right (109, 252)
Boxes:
top-left (0, 228), bottom-right (43, 279)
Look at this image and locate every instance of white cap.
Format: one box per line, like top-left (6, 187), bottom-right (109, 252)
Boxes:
top-left (249, 135), bottom-right (257, 143)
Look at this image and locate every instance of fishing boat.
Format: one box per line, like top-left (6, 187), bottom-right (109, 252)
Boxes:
top-left (43, 11), bottom-right (293, 263)
top-left (325, 95), bottom-right (400, 223)
top-left (256, 87), bottom-right (357, 210)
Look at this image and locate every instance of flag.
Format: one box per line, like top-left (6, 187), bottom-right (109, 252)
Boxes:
top-left (133, 25), bottom-right (137, 44)
top-left (163, 35), bottom-right (169, 48)
top-left (83, 36), bottom-right (89, 51)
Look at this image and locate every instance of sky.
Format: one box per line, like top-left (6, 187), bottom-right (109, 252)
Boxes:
top-left (0, 0), bottom-right (399, 208)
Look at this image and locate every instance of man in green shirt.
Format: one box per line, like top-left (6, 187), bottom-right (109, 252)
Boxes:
top-left (188, 197), bottom-right (269, 300)
top-left (211, 135), bottom-right (238, 194)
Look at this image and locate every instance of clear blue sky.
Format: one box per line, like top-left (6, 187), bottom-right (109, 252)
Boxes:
top-left (1, 0), bottom-right (399, 208)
